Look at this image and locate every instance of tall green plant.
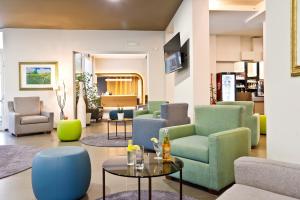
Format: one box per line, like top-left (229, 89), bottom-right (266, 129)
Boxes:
top-left (76, 72), bottom-right (100, 110)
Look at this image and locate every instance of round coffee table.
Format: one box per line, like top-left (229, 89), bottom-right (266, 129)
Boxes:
top-left (102, 153), bottom-right (184, 200)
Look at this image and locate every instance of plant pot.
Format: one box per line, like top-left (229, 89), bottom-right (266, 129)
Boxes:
top-left (117, 113), bottom-right (124, 120)
top-left (86, 113), bottom-right (92, 125)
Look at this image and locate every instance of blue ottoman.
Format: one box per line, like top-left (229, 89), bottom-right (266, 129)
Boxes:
top-left (32, 146), bottom-right (91, 200)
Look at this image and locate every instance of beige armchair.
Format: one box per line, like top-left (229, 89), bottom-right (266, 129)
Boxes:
top-left (8, 97), bottom-right (54, 136)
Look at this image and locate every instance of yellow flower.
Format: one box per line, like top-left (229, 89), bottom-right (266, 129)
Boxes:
top-left (150, 137), bottom-right (158, 144)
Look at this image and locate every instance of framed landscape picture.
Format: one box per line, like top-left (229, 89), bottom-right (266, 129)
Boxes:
top-left (19, 62), bottom-right (58, 90)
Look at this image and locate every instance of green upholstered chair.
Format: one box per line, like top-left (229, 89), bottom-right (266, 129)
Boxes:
top-left (159, 105), bottom-right (251, 191)
top-left (57, 120), bottom-right (82, 141)
top-left (217, 101), bottom-right (260, 147)
top-left (134, 101), bottom-right (168, 119)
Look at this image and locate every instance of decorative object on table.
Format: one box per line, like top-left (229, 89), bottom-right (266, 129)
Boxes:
top-left (150, 137), bottom-right (162, 159)
top-left (7, 97), bottom-right (54, 136)
top-left (117, 107), bottom-right (124, 120)
top-left (107, 118), bottom-right (132, 140)
top-left (134, 145), bottom-right (144, 170)
top-left (77, 81), bottom-right (87, 128)
top-left (57, 120), bottom-right (82, 141)
top-left (0, 145), bottom-right (42, 179)
top-left (102, 154), bottom-right (184, 200)
top-left (97, 190), bottom-right (196, 200)
top-left (291, 0), bottom-right (300, 76)
top-left (127, 140), bottom-right (135, 165)
top-left (32, 146), bottom-right (91, 200)
top-left (54, 81), bottom-right (66, 120)
top-left (19, 62), bottom-right (58, 90)
top-left (260, 115), bottom-right (267, 134)
top-left (109, 109), bottom-right (133, 120)
top-left (76, 72), bottom-right (103, 123)
top-left (80, 134), bottom-right (129, 147)
top-left (162, 128), bottom-right (171, 160)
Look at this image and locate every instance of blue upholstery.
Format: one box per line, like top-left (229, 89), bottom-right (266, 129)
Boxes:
top-left (133, 118), bottom-right (167, 150)
top-left (133, 103), bottom-right (190, 150)
top-left (109, 109), bottom-right (133, 120)
top-left (32, 146), bottom-right (91, 200)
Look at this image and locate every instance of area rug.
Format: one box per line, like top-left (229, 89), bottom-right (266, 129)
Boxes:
top-left (80, 133), bottom-right (131, 147)
top-left (97, 190), bottom-right (196, 200)
top-left (0, 145), bottom-right (41, 179)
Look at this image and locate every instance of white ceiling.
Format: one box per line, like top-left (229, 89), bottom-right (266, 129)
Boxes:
top-left (210, 11), bottom-right (264, 36)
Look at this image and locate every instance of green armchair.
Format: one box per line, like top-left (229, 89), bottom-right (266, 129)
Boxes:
top-left (134, 101), bottom-right (168, 119)
top-left (159, 105), bottom-right (250, 191)
top-left (217, 101), bottom-right (260, 147)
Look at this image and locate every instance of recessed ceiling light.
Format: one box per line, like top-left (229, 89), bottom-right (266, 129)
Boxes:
top-left (108, 0), bottom-right (121, 3)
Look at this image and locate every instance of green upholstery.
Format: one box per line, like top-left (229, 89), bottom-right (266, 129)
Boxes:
top-left (260, 115), bottom-right (267, 134)
top-left (159, 105), bottom-right (250, 191)
top-left (171, 135), bottom-right (209, 163)
top-left (57, 120), bottom-right (82, 141)
top-left (217, 101), bottom-right (260, 147)
top-left (134, 101), bottom-right (168, 118)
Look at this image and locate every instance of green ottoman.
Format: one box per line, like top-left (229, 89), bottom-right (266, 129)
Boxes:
top-left (260, 115), bottom-right (267, 134)
top-left (57, 120), bottom-right (82, 141)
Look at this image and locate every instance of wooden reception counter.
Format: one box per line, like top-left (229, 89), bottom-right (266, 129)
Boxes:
top-left (101, 95), bottom-right (137, 107)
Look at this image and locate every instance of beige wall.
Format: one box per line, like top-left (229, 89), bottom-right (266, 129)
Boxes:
top-left (2, 29), bottom-right (165, 127)
top-left (165, 0), bottom-right (210, 120)
top-left (265, 0), bottom-right (300, 164)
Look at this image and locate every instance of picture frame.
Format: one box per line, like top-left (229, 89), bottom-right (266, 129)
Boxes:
top-left (19, 62), bottom-right (58, 90)
top-left (291, 0), bottom-right (300, 76)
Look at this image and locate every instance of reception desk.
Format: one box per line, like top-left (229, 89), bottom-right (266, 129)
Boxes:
top-left (101, 95), bottom-right (137, 107)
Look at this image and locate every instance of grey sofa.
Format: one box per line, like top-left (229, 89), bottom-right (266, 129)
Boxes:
top-left (133, 103), bottom-right (190, 150)
top-left (8, 97), bottom-right (54, 136)
top-left (218, 157), bottom-right (300, 200)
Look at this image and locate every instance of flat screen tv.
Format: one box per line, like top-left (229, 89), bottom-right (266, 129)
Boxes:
top-left (164, 33), bottom-right (182, 74)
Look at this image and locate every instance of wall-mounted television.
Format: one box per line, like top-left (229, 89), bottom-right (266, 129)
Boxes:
top-left (164, 33), bottom-right (182, 74)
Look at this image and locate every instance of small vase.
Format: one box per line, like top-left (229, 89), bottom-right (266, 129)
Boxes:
top-left (117, 113), bottom-right (124, 120)
top-left (77, 82), bottom-right (86, 128)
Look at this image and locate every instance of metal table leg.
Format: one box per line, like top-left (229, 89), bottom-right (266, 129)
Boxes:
top-left (103, 168), bottom-right (106, 200)
top-left (180, 169), bottom-right (182, 200)
top-left (116, 121), bottom-right (118, 137)
top-left (149, 177), bottom-right (152, 200)
top-left (124, 121), bottom-right (127, 140)
top-left (107, 121), bottom-right (110, 140)
top-left (138, 177), bottom-right (141, 200)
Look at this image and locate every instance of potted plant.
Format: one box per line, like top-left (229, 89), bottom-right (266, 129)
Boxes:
top-left (76, 72), bottom-right (103, 124)
top-left (117, 107), bottom-right (124, 120)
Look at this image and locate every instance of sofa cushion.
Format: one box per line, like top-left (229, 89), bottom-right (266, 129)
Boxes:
top-left (171, 135), bottom-right (209, 163)
top-left (217, 184), bottom-right (297, 200)
top-left (14, 97), bottom-right (41, 115)
top-left (21, 115), bottom-right (49, 125)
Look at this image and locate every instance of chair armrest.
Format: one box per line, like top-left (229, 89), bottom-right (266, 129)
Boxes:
top-left (234, 157), bottom-right (300, 199)
top-left (248, 113), bottom-right (260, 146)
top-left (208, 127), bottom-right (251, 191)
top-left (159, 124), bottom-right (196, 142)
top-left (153, 111), bottom-right (161, 118)
top-left (41, 111), bottom-right (54, 118)
top-left (134, 110), bottom-right (149, 117)
top-left (8, 112), bottom-right (22, 134)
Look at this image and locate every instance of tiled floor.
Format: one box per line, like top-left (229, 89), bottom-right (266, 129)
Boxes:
top-left (0, 122), bottom-right (266, 200)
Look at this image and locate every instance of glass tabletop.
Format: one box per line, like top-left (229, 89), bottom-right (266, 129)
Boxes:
top-left (102, 153), bottom-right (183, 178)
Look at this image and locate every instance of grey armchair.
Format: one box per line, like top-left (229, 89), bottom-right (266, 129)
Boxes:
top-left (133, 103), bottom-right (190, 150)
top-left (8, 97), bottom-right (54, 136)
